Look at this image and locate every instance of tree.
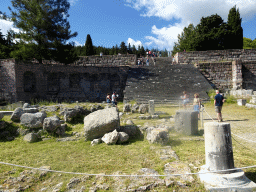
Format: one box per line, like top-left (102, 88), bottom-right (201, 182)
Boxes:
top-left (196, 14), bottom-right (228, 51)
top-left (227, 5), bottom-right (243, 49)
top-left (120, 41), bottom-right (127, 54)
top-left (8, 0), bottom-right (78, 63)
top-left (85, 34), bottom-right (94, 56)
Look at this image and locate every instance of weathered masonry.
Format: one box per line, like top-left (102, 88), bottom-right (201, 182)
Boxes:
top-left (174, 49), bottom-right (256, 91)
top-left (0, 54), bottom-right (137, 103)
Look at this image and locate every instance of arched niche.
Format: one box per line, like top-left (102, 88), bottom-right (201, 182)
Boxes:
top-left (24, 71), bottom-right (36, 92)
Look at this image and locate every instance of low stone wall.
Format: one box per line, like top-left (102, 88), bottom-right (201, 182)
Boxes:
top-left (174, 49), bottom-right (256, 64)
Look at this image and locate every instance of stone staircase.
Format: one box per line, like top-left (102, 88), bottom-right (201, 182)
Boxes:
top-left (123, 57), bottom-right (213, 105)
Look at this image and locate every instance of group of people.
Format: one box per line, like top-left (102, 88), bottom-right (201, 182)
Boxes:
top-left (106, 92), bottom-right (118, 106)
top-left (181, 90), bottom-right (225, 122)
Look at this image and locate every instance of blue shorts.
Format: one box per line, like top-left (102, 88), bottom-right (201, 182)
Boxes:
top-left (194, 105), bottom-right (199, 112)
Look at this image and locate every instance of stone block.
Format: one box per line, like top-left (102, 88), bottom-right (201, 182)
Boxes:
top-left (237, 99), bottom-right (246, 106)
top-left (174, 110), bottom-right (198, 135)
top-left (148, 100), bottom-right (155, 116)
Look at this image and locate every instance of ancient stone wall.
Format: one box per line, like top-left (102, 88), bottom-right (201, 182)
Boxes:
top-left (196, 62), bottom-right (233, 90)
top-left (0, 59), bottom-right (17, 102)
top-left (196, 60), bottom-right (256, 91)
top-left (175, 49), bottom-right (256, 64)
top-left (1, 57), bottom-right (132, 103)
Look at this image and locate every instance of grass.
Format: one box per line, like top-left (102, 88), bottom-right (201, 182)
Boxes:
top-left (0, 101), bottom-right (256, 191)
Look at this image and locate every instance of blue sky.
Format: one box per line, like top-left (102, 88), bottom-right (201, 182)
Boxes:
top-left (1, 0), bottom-right (256, 52)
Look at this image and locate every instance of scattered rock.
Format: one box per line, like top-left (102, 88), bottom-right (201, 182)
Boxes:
top-left (118, 125), bottom-right (143, 139)
top-left (132, 104), bottom-right (139, 113)
top-left (117, 132), bottom-right (129, 144)
top-left (23, 103), bottom-right (31, 109)
top-left (67, 177), bottom-right (81, 189)
top-left (84, 107), bottom-right (120, 141)
top-left (11, 107), bottom-right (24, 121)
top-left (17, 128), bottom-right (30, 136)
top-left (151, 115), bottom-right (159, 119)
top-left (20, 112), bottom-right (47, 128)
top-left (146, 128), bottom-right (169, 145)
top-left (91, 138), bottom-right (101, 146)
top-left (23, 133), bottom-right (40, 143)
top-left (123, 104), bottom-right (132, 112)
top-left (126, 119), bottom-right (134, 125)
top-left (139, 104), bottom-right (148, 114)
top-left (102, 129), bottom-right (119, 145)
top-left (23, 108), bottom-right (39, 113)
top-left (43, 116), bottom-right (61, 133)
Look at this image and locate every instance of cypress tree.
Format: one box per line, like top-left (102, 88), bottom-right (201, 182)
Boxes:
top-left (227, 5), bottom-right (243, 49)
top-left (85, 34), bottom-right (94, 56)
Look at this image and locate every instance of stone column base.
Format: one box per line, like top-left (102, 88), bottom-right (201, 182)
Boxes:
top-left (198, 165), bottom-right (256, 191)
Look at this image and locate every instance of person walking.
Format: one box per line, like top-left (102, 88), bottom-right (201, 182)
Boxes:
top-left (112, 92), bottom-right (117, 106)
top-left (193, 93), bottom-right (201, 118)
top-left (214, 90), bottom-right (225, 122)
top-left (181, 91), bottom-right (189, 109)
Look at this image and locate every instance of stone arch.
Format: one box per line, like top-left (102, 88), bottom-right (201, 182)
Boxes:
top-left (24, 71), bottom-right (36, 92)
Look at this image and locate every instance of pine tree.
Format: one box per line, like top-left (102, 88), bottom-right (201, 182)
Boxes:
top-left (227, 5), bottom-right (243, 49)
top-left (85, 34), bottom-right (94, 56)
top-left (9, 0), bottom-right (78, 63)
top-left (120, 41), bottom-right (127, 54)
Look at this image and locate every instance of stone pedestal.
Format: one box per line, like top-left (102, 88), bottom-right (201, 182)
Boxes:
top-left (174, 110), bottom-right (198, 135)
top-left (148, 100), bottom-right (155, 116)
top-left (199, 122), bottom-right (256, 191)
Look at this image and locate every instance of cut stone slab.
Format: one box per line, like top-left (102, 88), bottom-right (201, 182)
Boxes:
top-left (146, 127), bottom-right (169, 145)
top-left (20, 112), bottom-right (47, 128)
top-left (174, 110), bottom-right (198, 135)
top-left (84, 107), bottom-right (120, 140)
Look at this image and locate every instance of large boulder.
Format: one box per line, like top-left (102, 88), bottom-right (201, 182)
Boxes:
top-left (43, 116), bottom-right (61, 133)
top-left (101, 129), bottom-right (119, 145)
top-left (20, 112), bottom-right (47, 128)
top-left (84, 107), bottom-right (120, 140)
top-left (23, 133), bottom-right (40, 143)
top-left (146, 128), bottom-right (169, 145)
top-left (11, 107), bottom-right (24, 121)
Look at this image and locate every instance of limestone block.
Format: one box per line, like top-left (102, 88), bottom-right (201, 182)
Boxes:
top-left (117, 132), bottom-right (129, 144)
top-left (84, 107), bottom-right (120, 140)
top-left (23, 133), bottom-right (40, 143)
top-left (174, 110), bottom-right (198, 135)
top-left (148, 100), bottom-right (155, 116)
top-left (146, 127), bottom-right (169, 145)
top-left (102, 129), bottom-right (119, 145)
top-left (237, 99), bottom-right (246, 106)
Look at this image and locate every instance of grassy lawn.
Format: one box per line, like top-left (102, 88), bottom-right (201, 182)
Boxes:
top-left (0, 101), bottom-right (255, 191)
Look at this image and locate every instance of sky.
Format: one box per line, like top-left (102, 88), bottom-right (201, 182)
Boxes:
top-left (0, 0), bottom-right (256, 52)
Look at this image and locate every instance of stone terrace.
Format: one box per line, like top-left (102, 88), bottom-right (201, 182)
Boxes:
top-left (124, 57), bottom-right (213, 105)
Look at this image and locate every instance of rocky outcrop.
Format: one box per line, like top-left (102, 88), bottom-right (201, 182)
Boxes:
top-left (84, 107), bottom-right (120, 141)
top-left (20, 112), bottom-right (47, 128)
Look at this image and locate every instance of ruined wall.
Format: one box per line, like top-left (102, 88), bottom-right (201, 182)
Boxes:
top-left (175, 49), bottom-right (256, 64)
top-left (196, 60), bottom-right (256, 91)
top-left (196, 62), bottom-right (233, 90)
top-left (14, 61), bottom-right (129, 102)
top-left (0, 59), bottom-right (17, 102)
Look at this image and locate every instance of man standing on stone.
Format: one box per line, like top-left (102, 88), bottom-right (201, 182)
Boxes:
top-left (214, 90), bottom-right (225, 122)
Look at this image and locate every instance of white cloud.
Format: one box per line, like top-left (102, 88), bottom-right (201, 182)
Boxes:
top-left (125, 0), bottom-right (256, 50)
top-left (127, 38), bottom-right (143, 49)
top-left (0, 19), bottom-right (19, 36)
top-left (68, 0), bottom-right (79, 6)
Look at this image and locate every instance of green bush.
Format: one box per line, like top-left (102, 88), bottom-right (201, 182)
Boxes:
top-left (225, 94), bottom-right (237, 104)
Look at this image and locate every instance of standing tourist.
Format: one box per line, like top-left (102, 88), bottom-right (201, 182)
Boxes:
top-left (112, 92), bottom-right (117, 106)
top-left (146, 57), bottom-right (149, 66)
top-left (193, 93), bottom-right (201, 118)
top-left (181, 91), bottom-right (189, 109)
top-left (106, 93), bottom-right (111, 103)
top-left (214, 90), bottom-right (225, 122)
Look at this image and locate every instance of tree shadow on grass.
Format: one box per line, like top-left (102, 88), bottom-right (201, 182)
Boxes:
top-left (0, 121), bottom-right (19, 142)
